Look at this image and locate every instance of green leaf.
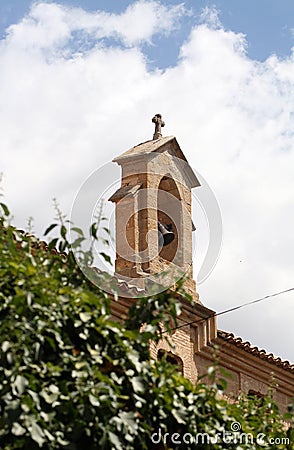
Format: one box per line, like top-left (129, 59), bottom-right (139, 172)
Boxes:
top-left (207, 366), bottom-right (216, 377)
top-left (48, 238), bottom-right (59, 250)
top-left (44, 223), bottom-right (58, 236)
top-left (79, 312), bottom-right (92, 322)
top-left (12, 422), bottom-right (26, 436)
top-left (0, 202), bottom-right (10, 216)
top-left (108, 431), bottom-right (123, 450)
top-left (175, 301), bottom-right (182, 316)
top-left (71, 226), bottom-right (84, 236)
top-left (131, 377), bottom-right (145, 393)
top-left (30, 422), bottom-right (46, 446)
top-left (2, 341), bottom-right (10, 352)
top-left (60, 225), bottom-right (67, 239)
top-left (90, 222), bottom-right (98, 239)
top-left (171, 407), bottom-right (186, 424)
top-left (100, 252), bottom-right (112, 265)
top-left (216, 378), bottom-right (227, 391)
top-left (71, 236), bottom-right (85, 249)
top-left (58, 240), bottom-right (67, 253)
top-left (40, 390), bottom-right (58, 404)
top-left (13, 375), bottom-right (28, 396)
top-left (89, 394), bottom-right (100, 407)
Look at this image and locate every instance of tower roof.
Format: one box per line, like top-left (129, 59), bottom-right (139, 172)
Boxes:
top-left (113, 136), bottom-right (200, 189)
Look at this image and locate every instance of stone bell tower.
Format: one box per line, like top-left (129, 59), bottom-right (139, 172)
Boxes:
top-left (109, 114), bottom-right (200, 300)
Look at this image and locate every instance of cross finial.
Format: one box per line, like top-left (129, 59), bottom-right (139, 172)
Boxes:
top-left (152, 113), bottom-right (165, 140)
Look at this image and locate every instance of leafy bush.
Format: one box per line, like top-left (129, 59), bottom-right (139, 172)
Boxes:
top-left (0, 201), bottom-right (293, 449)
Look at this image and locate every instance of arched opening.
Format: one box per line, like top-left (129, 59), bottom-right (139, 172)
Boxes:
top-left (157, 349), bottom-right (184, 374)
top-left (157, 176), bottom-right (182, 263)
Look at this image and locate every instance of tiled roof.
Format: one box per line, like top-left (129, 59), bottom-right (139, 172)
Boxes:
top-left (90, 267), bottom-right (146, 297)
top-left (217, 330), bottom-right (294, 373)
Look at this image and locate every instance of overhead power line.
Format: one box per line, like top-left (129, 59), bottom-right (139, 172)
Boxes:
top-left (167, 286), bottom-right (294, 333)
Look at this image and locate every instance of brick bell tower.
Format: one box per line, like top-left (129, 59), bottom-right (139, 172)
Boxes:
top-left (109, 115), bottom-right (217, 381)
top-left (109, 114), bottom-right (201, 300)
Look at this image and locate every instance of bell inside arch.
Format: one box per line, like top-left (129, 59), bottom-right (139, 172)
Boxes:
top-left (158, 221), bottom-right (175, 247)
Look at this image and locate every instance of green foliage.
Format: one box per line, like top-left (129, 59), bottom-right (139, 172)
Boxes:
top-left (0, 200), bottom-right (293, 449)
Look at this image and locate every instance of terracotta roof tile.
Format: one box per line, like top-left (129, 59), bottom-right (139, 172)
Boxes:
top-left (217, 330), bottom-right (294, 373)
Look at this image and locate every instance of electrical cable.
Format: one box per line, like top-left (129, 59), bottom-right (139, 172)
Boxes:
top-left (166, 286), bottom-right (294, 333)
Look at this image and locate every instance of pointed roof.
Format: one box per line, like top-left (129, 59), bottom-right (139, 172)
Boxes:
top-left (113, 136), bottom-right (200, 189)
top-left (113, 136), bottom-right (185, 162)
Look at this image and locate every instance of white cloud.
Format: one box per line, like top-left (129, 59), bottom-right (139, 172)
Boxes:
top-left (198, 5), bottom-right (222, 30)
top-left (0, 2), bottom-right (293, 362)
top-left (4, 1), bottom-right (186, 51)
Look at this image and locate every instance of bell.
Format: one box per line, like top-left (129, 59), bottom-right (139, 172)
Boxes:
top-left (158, 221), bottom-right (175, 247)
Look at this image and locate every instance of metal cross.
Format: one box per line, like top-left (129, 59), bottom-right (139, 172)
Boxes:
top-left (152, 113), bottom-right (165, 140)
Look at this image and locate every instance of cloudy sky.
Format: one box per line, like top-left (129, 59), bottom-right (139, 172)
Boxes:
top-left (1, 0), bottom-right (294, 363)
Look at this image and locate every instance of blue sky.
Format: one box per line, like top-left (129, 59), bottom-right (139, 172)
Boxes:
top-left (1, 0), bottom-right (294, 68)
top-left (0, 1), bottom-right (294, 362)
